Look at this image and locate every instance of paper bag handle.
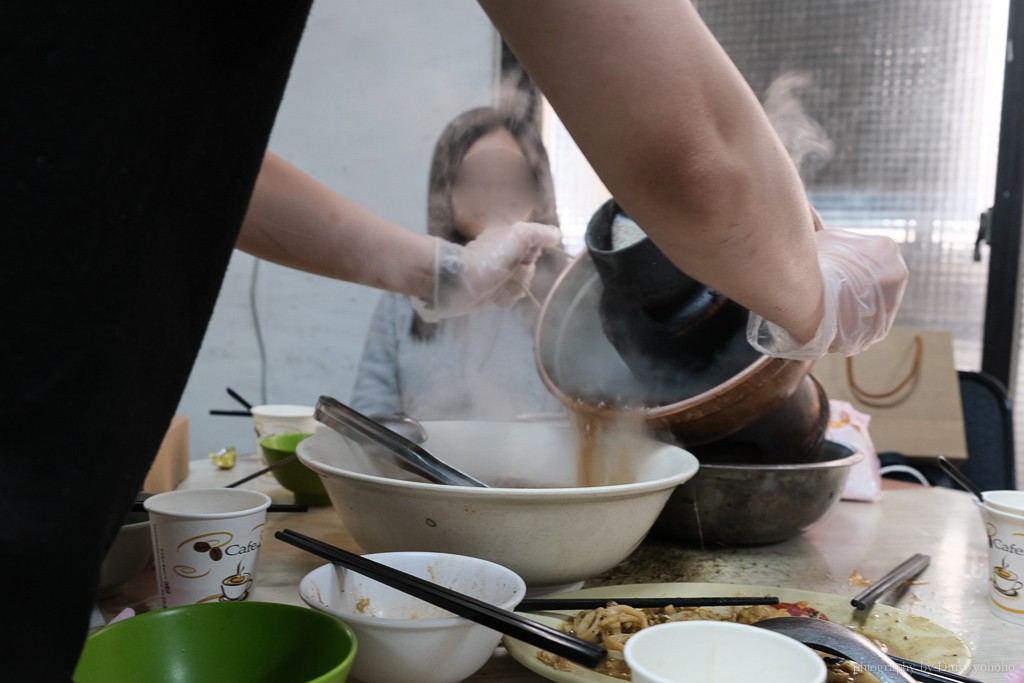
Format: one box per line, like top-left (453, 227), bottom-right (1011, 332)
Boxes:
top-left (845, 334), bottom-right (924, 401)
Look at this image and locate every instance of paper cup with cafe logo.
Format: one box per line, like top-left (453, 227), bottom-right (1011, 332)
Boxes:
top-left (976, 500), bottom-right (1024, 626)
top-left (144, 488), bottom-right (271, 608)
top-left (249, 404), bottom-right (317, 459)
top-left (983, 490), bottom-right (1024, 517)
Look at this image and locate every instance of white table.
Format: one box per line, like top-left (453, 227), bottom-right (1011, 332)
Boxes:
top-left (99, 457), bottom-right (1022, 682)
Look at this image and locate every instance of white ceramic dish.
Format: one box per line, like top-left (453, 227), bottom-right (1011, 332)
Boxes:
top-left (299, 552), bottom-right (526, 683)
top-left (97, 518), bottom-right (152, 600)
top-left (297, 422), bottom-right (700, 594)
top-left (504, 582), bottom-right (972, 683)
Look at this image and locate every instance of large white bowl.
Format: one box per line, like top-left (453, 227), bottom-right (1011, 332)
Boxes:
top-left (297, 421), bottom-right (699, 593)
top-left (299, 552), bottom-right (526, 683)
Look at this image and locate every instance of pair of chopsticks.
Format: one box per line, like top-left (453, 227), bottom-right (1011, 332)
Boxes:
top-left (275, 529), bottom-right (608, 668)
top-left (851, 553), bottom-right (930, 610)
top-left (514, 596), bottom-right (780, 611)
top-left (209, 387), bottom-right (256, 417)
top-left (848, 553), bottom-right (984, 683)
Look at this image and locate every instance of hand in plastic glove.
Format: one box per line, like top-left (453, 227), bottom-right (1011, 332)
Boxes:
top-left (748, 227), bottom-right (909, 360)
top-left (412, 222), bottom-right (562, 322)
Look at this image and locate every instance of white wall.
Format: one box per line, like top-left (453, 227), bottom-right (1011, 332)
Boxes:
top-left (176, 0), bottom-right (499, 459)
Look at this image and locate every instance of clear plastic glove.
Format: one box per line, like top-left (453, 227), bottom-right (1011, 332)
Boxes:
top-left (412, 222), bottom-right (562, 322)
top-left (748, 228), bottom-right (909, 360)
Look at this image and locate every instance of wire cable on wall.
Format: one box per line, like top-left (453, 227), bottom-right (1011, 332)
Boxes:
top-left (250, 257), bottom-right (269, 404)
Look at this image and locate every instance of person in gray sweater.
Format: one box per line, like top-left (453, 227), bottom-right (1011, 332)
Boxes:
top-left (352, 107), bottom-right (570, 420)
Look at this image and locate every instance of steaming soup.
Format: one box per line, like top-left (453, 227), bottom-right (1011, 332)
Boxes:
top-left (569, 400), bottom-right (648, 487)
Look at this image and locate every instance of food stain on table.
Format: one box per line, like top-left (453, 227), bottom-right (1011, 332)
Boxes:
top-left (584, 538), bottom-right (838, 590)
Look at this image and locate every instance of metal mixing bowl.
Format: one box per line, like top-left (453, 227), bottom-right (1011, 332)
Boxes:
top-left (651, 441), bottom-right (863, 546)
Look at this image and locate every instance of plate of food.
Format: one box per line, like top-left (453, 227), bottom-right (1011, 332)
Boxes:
top-left (503, 582), bottom-right (972, 682)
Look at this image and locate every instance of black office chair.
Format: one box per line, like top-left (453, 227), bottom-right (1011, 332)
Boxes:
top-left (880, 370), bottom-right (1017, 490)
top-left (956, 370), bottom-right (1017, 491)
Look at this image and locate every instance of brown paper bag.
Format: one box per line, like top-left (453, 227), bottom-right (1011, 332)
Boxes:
top-left (810, 327), bottom-right (967, 461)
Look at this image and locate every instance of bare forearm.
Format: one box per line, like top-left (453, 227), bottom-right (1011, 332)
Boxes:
top-left (237, 151), bottom-right (435, 298)
top-left (481, 0), bottom-right (823, 341)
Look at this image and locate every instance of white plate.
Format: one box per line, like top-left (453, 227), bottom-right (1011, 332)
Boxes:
top-left (504, 582), bottom-right (972, 682)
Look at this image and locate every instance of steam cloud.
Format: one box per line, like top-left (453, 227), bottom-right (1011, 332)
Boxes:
top-left (762, 70), bottom-right (835, 180)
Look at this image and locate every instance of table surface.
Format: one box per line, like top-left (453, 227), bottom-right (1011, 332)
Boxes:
top-left (99, 456), bottom-right (1023, 682)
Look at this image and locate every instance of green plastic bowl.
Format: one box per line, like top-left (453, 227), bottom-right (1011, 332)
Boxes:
top-left (260, 433), bottom-right (330, 506)
top-left (74, 601), bottom-right (357, 683)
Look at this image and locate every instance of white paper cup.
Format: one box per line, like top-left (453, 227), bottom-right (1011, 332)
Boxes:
top-left (977, 500), bottom-right (1024, 626)
top-left (623, 621), bottom-right (826, 683)
top-left (249, 404), bottom-right (317, 458)
top-left (144, 488), bottom-right (271, 608)
top-left (983, 490), bottom-right (1024, 517)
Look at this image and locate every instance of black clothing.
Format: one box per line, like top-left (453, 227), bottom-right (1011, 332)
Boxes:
top-left (0, 2), bottom-right (314, 679)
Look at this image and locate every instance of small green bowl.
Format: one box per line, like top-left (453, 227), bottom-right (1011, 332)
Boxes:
top-left (74, 601), bottom-right (357, 683)
top-left (260, 433), bottom-right (330, 506)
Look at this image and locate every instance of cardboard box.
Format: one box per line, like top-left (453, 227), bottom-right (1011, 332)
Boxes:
top-left (144, 415), bottom-right (190, 492)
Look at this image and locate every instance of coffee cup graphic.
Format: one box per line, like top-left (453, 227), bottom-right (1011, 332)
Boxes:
top-left (993, 560), bottom-right (1023, 597)
top-left (220, 571), bottom-right (253, 601)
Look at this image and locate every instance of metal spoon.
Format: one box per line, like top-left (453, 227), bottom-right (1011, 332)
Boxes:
top-left (937, 455), bottom-right (984, 502)
top-left (314, 396), bottom-right (489, 488)
top-left (752, 617), bottom-right (914, 683)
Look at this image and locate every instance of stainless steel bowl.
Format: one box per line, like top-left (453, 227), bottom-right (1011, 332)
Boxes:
top-left (651, 441), bottom-right (863, 546)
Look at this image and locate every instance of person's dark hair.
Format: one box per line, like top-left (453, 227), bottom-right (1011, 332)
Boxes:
top-left (412, 106), bottom-right (564, 340)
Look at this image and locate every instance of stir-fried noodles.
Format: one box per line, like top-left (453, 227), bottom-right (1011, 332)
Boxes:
top-left (537, 601), bottom-right (872, 682)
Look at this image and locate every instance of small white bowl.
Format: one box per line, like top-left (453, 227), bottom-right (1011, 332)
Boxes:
top-left (624, 621), bottom-right (826, 683)
top-left (97, 495), bottom-right (154, 601)
top-left (298, 421), bottom-right (699, 593)
top-left (982, 490), bottom-right (1024, 517)
top-left (97, 518), bottom-right (152, 599)
top-left (299, 552), bottom-right (526, 683)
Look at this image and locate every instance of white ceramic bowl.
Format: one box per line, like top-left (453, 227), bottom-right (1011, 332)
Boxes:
top-left (97, 494), bottom-right (154, 600)
top-left (97, 517), bottom-right (152, 599)
top-left (624, 621), bottom-right (826, 683)
top-left (297, 422), bottom-right (699, 593)
top-left (299, 552), bottom-right (526, 683)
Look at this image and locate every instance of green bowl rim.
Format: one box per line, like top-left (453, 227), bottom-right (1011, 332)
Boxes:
top-left (81, 601), bottom-right (357, 679)
top-left (260, 432), bottom-right (316, 450)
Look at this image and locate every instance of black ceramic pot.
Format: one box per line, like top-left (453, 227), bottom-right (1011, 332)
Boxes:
top-left (585, 199), bottom-right (760, 404)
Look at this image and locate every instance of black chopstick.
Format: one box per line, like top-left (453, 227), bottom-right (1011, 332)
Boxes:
top-left (226, 387), bottom-right (254, 410)
top-left (851, 553), bottom-right (930, 610)
top-left (891, 655), bottom-right (985, 683)
top-left (937, 456), bottom-right (984, 502)
top-left (515, 596), bottom-right (780, 611)
top-left (209, 409), bottom-right (252, 417)
top-left (131, 501), bottom-right (307, 513)
top-left (225, 453), bottom-right (298, 488)
top-left (265, 503), bottom-right (308, 513)
top-left (275, 528), bottom-right (607, 668)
